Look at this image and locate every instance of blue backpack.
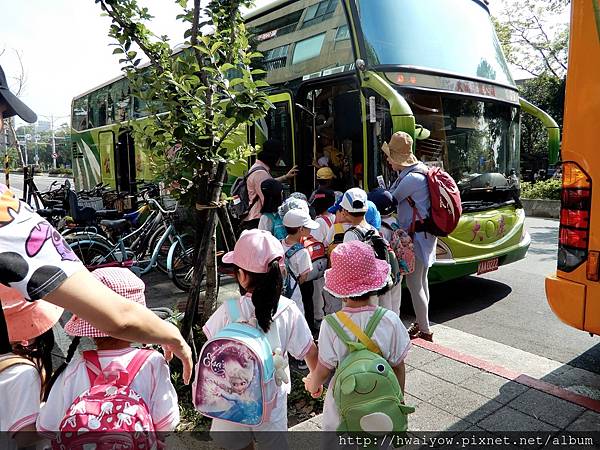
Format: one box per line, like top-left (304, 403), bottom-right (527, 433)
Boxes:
top-left (282, 243), bottom-right (304, 298)
top-left (193, 298), bottom-right (291, 426)
top-left (264, 212), bottom-right (287, 240)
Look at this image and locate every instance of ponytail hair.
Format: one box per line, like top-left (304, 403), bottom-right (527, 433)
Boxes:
top-left (236, 259), bottom-right (282, 333)
top-left (43, 336), bottom-right (80, 402)
top-left (12, 328), bottom-right (55, 400)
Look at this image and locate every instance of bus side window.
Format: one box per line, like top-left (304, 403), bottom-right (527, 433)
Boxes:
top-left (263, 100), bottom-right (294, 172)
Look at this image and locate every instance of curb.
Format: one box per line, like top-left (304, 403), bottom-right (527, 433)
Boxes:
top-left (413, 338), bottom-right (600, 414)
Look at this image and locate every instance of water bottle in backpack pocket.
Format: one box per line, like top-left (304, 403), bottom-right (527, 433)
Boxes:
top-left (193, 299), bottom-right (291, 426)
top-left (54, 349), bottom-right (157, 450)
top-left (325, 308), bottom-right (415, 435)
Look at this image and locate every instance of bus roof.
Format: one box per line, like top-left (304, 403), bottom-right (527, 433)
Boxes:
top-left (243, 0), bottom-right (491, 21)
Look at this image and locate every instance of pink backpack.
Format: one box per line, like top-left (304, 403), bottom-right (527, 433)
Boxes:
top-left (53, 349), bottom-right (157, 450)
top-left (412, 166), bottom-right (462, 237)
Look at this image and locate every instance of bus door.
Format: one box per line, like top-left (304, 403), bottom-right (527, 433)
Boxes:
top-left (257, 91), bottom-right (297, 195)
top-left (115, 130), bottom-right (136, 193)
top-left (297, 78), bottom-right (364, 195)
top-left (98, 130), bottom-right (116, 189)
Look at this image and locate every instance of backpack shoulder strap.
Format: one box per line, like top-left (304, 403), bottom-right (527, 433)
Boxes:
top-left (346, 226), bottom-right (365, 241)
top-left (335, 311), bottom-right (382, 355)
top-left (226, 298), bottom-right (242, 323)
top-left (364, 307), bottom-right (387, 339)
top-left (245, 165), bottom-right (267, 179)
top-left (324, 314), bottom-right (353, 347)
top-left (333, 223), bottom-right (345, 235)
top-left (322, 215), bottom-right (333, 228)
top-left (0, 356), bottom-right (36, 374)
top-left (124, 349), bottom-right (154, 385)
top-left (82, 350), bottom-right (103, 385)
top-left (284, 243), bottom-right (304, 265)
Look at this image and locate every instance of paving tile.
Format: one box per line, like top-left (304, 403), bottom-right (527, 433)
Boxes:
top-left (507, 388), bottom-right (585, 428)
top-left (428, 383), bottom-right (504, 424)
top-left (404, 393), bottom-right (423, 408)
top-left (459, 371), bottom-right (530, 404)
top-left (408, 401), bottom-right (471, 433)
top-left (405, 346), bottom-right (442, 368)
top-left (405, 369), bottom-right (457, 401)
top-left (543, 365), bottom-right (600, 400)
top-left (565, 410), bottom-right (600, 432)
top-left (419, 356), bottom-right (482, 385)
top-left (478, 406), bottom-right (559, 432)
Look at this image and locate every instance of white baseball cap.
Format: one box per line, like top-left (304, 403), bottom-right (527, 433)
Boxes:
top-left (283, 209), bottom-right (320, 229)
top-left (340, 187), bottom-right (369, 213)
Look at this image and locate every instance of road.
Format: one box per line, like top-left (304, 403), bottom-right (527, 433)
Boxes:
top-left (6, 173), bottom-right (73, 199)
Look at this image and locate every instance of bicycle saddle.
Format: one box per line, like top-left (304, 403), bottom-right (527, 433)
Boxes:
top-left (99, 219), bottom-right (130, 234)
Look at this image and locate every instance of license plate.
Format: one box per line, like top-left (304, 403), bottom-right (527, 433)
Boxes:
top-left (477, 258), bottom-right (499, 275)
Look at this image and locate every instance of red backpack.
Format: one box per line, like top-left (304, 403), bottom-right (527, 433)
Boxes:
top-left (54, 349), bottom-right (157, 450)
top-left (411, 166), bottom-right (462, 237)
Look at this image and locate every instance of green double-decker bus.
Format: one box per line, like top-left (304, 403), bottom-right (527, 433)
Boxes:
top-left (71, 0), bottom-right (559, 283)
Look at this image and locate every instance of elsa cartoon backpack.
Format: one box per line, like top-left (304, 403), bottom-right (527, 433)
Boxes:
top-left (193, 298), bottom-right (291, 426)
top-left (53, 349), bottom-right (157, 450)
top-left (325, 308), bottom-right (415, 436)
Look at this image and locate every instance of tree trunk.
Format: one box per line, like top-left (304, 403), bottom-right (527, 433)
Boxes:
top-left (217, 205), bottom-right (236, 252)
top-left (201, 230), bottom-right (219, 325)
top-left (180, 160), bottom-right (227, 352)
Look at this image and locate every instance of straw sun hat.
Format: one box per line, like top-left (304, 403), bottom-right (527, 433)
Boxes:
top-left (381, 131), bottom-right (418, 167)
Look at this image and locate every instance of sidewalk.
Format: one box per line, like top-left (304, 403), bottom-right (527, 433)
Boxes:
top-left (291, 339), bottom-right (600, 436)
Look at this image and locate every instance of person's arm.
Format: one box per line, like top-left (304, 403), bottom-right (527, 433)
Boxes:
top-left (304, 341), bottom-right (318, 371)
top-left (274, 166), bottom-right (299, 182)
top-left (393, 361), bottom-right (406, 393)
top-left (44, 271), bottom-right (193, 384)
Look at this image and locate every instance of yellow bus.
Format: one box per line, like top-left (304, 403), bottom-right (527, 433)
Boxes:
top-left (545, 0), bottom-right (600, 335)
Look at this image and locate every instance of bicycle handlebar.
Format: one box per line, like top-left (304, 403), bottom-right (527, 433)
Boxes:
top-left (148, 198), bottom-right (177, 215)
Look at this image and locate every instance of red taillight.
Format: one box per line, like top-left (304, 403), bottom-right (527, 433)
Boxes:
top-left (559, 227), bottom-right (588, 249)
top-left (560, 209), bottom-right (590, 229)
top-left (558, 162), bottom-right (592, 272)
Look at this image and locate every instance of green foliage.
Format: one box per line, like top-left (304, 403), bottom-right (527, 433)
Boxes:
top-left (48, 167), bottom-right (73, 175)
top-left (493, 0), bottom-right (569, 78)
top-left (521, 179), bottom-right (562, 200)
top-left (519, 74), bottom-right (566, 157)
top-left (96, 0), bottom-right (272, 207)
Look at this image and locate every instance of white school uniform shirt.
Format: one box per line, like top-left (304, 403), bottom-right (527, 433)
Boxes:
top-left (203, 295), bottom-right (314, 424)
top-left (281, 240), bottom-right (312, 313)
top-left (311, 213), bottom-right (335, 246)
top-left (379, 215), bottom-right (397, 243)
top-left (318, 305), bottom-right (411, 431)
top-left (0, 353), bottom-right (41, 438)
top-left (37, 347), bottom-right (179, 434)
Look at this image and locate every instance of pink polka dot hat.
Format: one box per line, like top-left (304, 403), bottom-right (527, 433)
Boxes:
top-left (324, 240), bottom-right (390, 298)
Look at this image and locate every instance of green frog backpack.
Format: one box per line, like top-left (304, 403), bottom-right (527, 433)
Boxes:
top-left (325, 308), bottom-right (415, 437)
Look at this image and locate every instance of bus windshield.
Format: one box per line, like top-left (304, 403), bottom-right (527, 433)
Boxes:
top-left (402, 91), bottom-right (520, 206)
top-left (355, 0), bottom-right (514, 86)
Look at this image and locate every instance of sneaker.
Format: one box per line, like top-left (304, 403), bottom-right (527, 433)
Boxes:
top-left (297, 360), bottom-right (308, 370)
top-left (407, 322), bottom-right (420, 338)
top-left (414, 330), bottom-right (433, 342)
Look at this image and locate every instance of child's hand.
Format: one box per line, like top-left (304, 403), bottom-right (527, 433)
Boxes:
top-left (302, 375), bottom-right (323, 398)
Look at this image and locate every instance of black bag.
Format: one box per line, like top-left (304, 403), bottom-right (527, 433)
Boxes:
top-left (228, 166), bottom-right (267, 220)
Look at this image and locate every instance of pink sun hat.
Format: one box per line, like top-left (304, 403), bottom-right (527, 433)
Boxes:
top-left (222, 229), bottom-right (284, 274)
top-left (324, 241), bottom-right (390, 298)
top-left (64, 268), bottom-right (146, 338)
top-left (1, 285), bottom-right (63, 343)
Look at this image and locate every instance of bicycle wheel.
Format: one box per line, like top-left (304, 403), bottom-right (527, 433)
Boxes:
top-left (168, 240), bottom-right (195, 292)
top-left (66, 238), bottom-right (117, 268)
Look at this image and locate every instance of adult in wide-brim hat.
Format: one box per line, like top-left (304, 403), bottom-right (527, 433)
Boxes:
top-left (381, 131), bottom-right (417, 168)
top-left (0, 65), bottom-right (37, 123)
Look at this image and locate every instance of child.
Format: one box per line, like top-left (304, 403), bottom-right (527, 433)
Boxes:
top-left (37, 268), bottom-right (179, 436)
top-left (304, 241), bottom-right (411, 434)
top-left (204, 229), bottom-right (318, 450)
top-left (258, 178), bottom-right (286, 240)
top-left (1, 286), bottom-right (62, 449)
top-left (368, 188), bottom-right (403, 316)
top-left (281, 209), bottom-right (320, 335)
top-left (309, 188), bottom-right (336, 330)
top-left (308, 167), bottom-right (336, 203)
top-left (326, 187), bottom-right (379, 244)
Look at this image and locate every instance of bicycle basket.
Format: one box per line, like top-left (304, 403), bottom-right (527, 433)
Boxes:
top-left (78, 197), bottom-right (103, 210)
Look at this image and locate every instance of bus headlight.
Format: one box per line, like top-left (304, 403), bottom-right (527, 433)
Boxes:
top-left (436, 240), bottom-right (454, 260)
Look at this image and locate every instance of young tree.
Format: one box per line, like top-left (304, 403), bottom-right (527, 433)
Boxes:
top-left (494, 0), bottom-right (569, 78)
top-left (96, 0), bottom-right (272, 349)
